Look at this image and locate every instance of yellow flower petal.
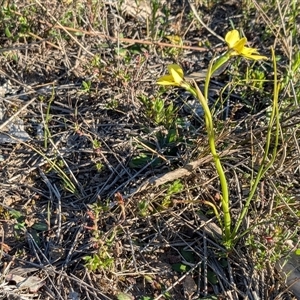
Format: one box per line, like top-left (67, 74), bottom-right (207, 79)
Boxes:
top-left (170, 69), bottom-right (182, 84)
top-left (242, 47), bottom-right (259, 54)
top-left (234, 37), bottom-right (247, 53)
top-left (241, 47), bottom-right (268, 60)
top-left (225, 29), bottom-right (268, 60)
top-left (157, 74), bottom-right (175, 85)
top-left (157, 64), bottom-right (186, 87)
top-left (244, 53), bottom-right (268, 60)
top-left (168, 64), bottom-right (184, 84)
top-left (225, 30), bottom-right (240, 48)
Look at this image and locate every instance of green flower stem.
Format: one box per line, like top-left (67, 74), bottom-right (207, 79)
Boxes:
top-left (203, 53), bottom-right (232, 246)
top-left (231, 47), bottom-right (279, 243)
top-left (211, 52), bottom-right (232, 76)
top-left (204, 52), bottom-right (232, 100)
top-left (202, 200), bottom-right (222, 228)
top-left (175, 48), bottom-right (268, 249)
top-left (184, 52), bottom-right (233, 246)
top-left (185, 79), bottom-right (231, 245)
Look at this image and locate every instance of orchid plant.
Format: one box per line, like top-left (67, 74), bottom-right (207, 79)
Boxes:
top-left (157, 30), bottom-right (279, 249)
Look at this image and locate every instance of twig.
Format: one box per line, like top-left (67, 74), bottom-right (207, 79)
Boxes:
top-left (187, 0), bottom-right (224, 42)
top-left (0, 98), bottom-right (36, 131)
top-left (128, 148), bottom-right (238, 197)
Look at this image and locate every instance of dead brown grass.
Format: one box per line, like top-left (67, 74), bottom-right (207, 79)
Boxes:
top-left (0, 0), bottom-right (299, 299)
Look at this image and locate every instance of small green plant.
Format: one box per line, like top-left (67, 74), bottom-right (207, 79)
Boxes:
top-left (129, 153), bottom-right (157, 169)
top-left (106, 98), bottom-right (119, 109)
top-left (92, 139), bottom-right (101, 150)
top-left (91, 54), bottom-right (102, 68)
top-left (83, 201), bottom-right (116, 272)
top-left (95, 162), bottom-right (104, 172)
top-left (165, 35), bottom-right (183, 58)
top-left (245, 223), bottom-right (292, 271)
top-left (9, 209), bottom-right (26, 232)
top-left (161, 179), bottom-right (183, 208)
top-left (115, 69), bottom-right (131, 84)
top-left (116, 292), bottom-right (137, 300)
top-left (157, 29), bottom-right (279, 249)
top-left (1, 4), bottom-right (31, 40)
top-left (83, 246), bottom-right (114, 272)
top-left (81, 80), bottom-right (92, 93)
top-left (246, 67), bottom-right (266, 90)
top-left (139, 94), bottom-right (177, 129)
top-left (131, 93), bottom-right (183, 169)
top-left (138, 199), bottom-right (150, 217)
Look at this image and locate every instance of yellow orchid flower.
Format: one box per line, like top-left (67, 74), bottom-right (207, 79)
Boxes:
top-left (157, 64), bottom-right (185, 86)
top-left (225, 30), bottom-right (267, 60)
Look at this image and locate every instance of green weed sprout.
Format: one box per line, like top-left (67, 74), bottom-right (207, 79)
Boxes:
top-left (157, 30), bottom-right (270, 249)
